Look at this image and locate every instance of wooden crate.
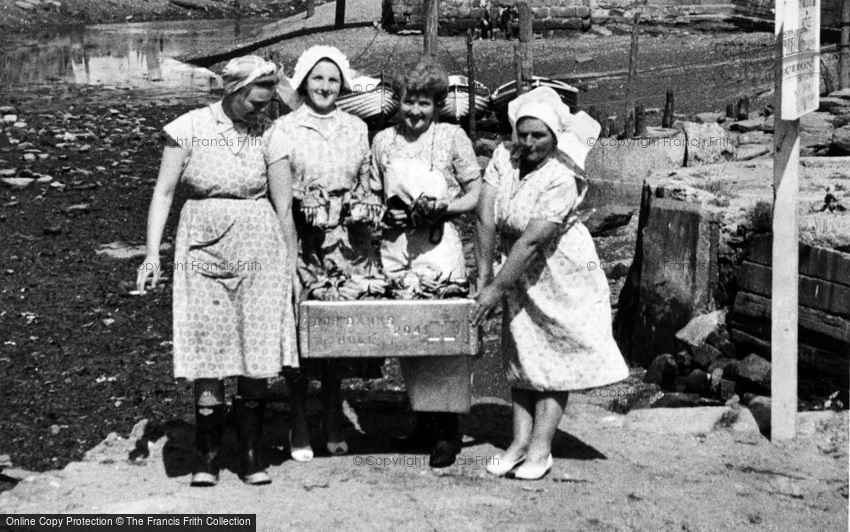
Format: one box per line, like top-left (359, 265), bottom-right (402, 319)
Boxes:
top-left (298, 299), bottom-right (479, 358)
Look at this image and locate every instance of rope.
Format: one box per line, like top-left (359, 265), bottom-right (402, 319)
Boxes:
top-left (349, 25), bottom-right (382, 67)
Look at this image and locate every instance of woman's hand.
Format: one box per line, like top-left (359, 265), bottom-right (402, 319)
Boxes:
top-left (135, 254), bottom-right (161, 293)
top-left (472, 284), bottom-right (502, 326)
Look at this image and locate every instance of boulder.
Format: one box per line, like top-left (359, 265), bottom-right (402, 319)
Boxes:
top-left (693, 343), bottom-right (723, 369)
top-left (729, 118), bottom-right (764, 132)
top-left (830, 88), bottom-right (850, 100)
top-left (643, 353), bottom-right (679, 390)
top-left (1, 177), bottom-right (34, 189)
top-left (735, 144), bottom-right (770, 161)
top-left (683, 369), bottom-right (711, 395)
top-left (718, 379), bottom-right (737, 401)
top-left (679, 121), bottom-right (736, 166)
top-left (737, 131), bottom-right (772, 145)
top-left (707, 357), bottom-right (738, 375)
top-left (694, 112), bottom-right (722, 124)
top-left (736, 353), bottom-right (771, 392)
top-left (818, 97), bottom-right (849, 113)
top-left (705, 330), bottom-right (736, 358)
top-left (675, 310), bottom-right (725, 349)
top-left (799, 112), bottom-right (834, 150)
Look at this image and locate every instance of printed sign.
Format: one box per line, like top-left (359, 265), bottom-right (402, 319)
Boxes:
top-left (298, 300), bottom-right (479, 358)
top-left (776, 0), bottom-right (820, 119)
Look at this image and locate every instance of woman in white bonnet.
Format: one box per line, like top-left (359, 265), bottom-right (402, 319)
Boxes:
top-left (473, 87), bottom-right (629, 480)
top-left (268, 45), bottom-right (383, 463)
top-left (137, 55), bottom-right (299, 486)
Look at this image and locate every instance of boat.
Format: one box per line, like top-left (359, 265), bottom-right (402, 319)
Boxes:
top-left (336, 75), bottom-right (399, 123)
top-left (491, 76), bottom-right (579, 126)
top-left (440, 75), bottom-right (492, 122)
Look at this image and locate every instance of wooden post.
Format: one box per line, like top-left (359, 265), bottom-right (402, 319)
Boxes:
top-left (624, 12), bottom-right (640, 134)
top-left (607, 115), bottom-right (619, 138)
top-left (518, 1), bottom-right (533, 93)
top-left (662, 90), bottom-right (674, 128)
top-left (840, 0), bottom-right (850, 89)
top-left (737, 96), bottom-right (750, 120)
top-left (514, 44), bottom-right (524, 96)
top-left (424, 0), bottom-right (439, 55)
top-left (334, 0), bottom-right (346, 28)
top-left (466, 29), bottom-right (477, 141)
top-left (306, 0), bottom-right (315, 18)
top-left (726, 103), bottom-right (736, 119)
top-left (635, 104), bottom-right (646, 137)
top-left (623, 108), bottom-right (635, 139)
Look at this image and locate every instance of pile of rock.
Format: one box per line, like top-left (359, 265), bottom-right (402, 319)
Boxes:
top-left (642, 310), bottom-right (773, 407)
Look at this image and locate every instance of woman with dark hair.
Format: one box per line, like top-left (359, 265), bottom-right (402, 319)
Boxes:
top-left (269, 45), bottom-right (383, 463)
top-left (473, 87), bottom-right (628, 480)
top-left (371, 55), bottom-right (482, 468)
top-left (136, 55), bottom-right (299, 486)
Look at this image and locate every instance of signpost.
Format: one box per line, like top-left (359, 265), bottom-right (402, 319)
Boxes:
top-left (772, 0), bottom-right (819, 441)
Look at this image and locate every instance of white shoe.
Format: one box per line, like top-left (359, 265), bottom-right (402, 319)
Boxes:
top-left (511, 454), bottom-right (553, 480)
top-left (485, 454), bottom-right (525, 476)
top-left (289, 430), bottom-right (314, 463)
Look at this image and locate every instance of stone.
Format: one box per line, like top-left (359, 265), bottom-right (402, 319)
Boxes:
top-left (829, 88), bottom-right (850, 100)
top-left (3, 114), bottom-right (17, 124)
top-left (736, 353), bottom-right (771, 391)
top-left (22, 153), bottom-right (36, 162)
top-left (675, 310), bottom-right (725, 349)
top-left (0, 106), bottom-right (15, 114)
top-left (649, 393), bottom-right (701, 408)
top-left (590, 23), bottom-right (612, 36)
top-left (760, 115), bottom-right (774, 132)
top-left (1, 177), bottom-right (34, 189)
top-left (693, 343), bottom-right (723, 369)
top-left (679, 121), bottom-right (736, 166)
top-left (735, 144), bottom-right (770, 161)
top-left (738, 131), bottom-right (772, 144)
top-left (643, 353), bottom-right (678, 390)
top-left (707, 357), bottom-right (738, 376)
top-left (617, 197), bottom-right (717, 366)
top-left (747, 395), bottom-right (771, 434)
top-left (683, 369), bottom-right (711, 395)
top-left (729, 118), bottom-right (764, 132)
top-left (0, 168), bottom-right (18, 177)
top-left (575, 55), bottom-right (593, 64)
top-left (718, 379), bottom-right (737, 401)
top-left (831, 125), bottom-right (850, 155)
top-left (694, 112), bottom-right (722, 124)
top-left (799, 112), bottom-right (834, 150)
top-left (584, 205), bottom-right (634, 236)
top-left (673, 350), bottom-right (693, 371)
top-left (818, 97), bottom-right (849, 113)
top-left (705, 330), bottom-right (736, 358)
top-left (584, 128), bottom-right (685, 208)
top-left (14, 1), bottom-right (34, 10)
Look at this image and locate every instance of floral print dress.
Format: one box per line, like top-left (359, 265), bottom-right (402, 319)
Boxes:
top-left (483, 143), bottom-right (629, 391)
top-left (164, 101), bottom-right (298, 380)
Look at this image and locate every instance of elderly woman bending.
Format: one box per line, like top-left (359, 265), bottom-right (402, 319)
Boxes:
top-left (473, 87), bottom-right (628, 480)
top-left (136, 56), bottom-right (298, 487)
top-left (371, 56), bottom-right (482, 468)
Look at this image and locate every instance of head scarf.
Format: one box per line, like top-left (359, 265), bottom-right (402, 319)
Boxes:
top-left (221, 55), bottom-right (278, 95)
top-left (508, 86), bottom-right (601, 170)
top-left (289, 45), bottom-right (353, 92)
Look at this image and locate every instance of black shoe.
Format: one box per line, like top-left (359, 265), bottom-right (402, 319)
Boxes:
top-left (234, 397), bottom-right (272, 486)
top-left (429, 439), bottom-right (460, 468)
top-left (190, 403), bottom-right (224, 487)
top-left (391, 413), bottom-right (435, 452)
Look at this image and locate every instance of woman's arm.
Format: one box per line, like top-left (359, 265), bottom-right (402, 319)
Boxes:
top-left (136, 145), bottom-right (187, 292)
top-left (474, 182), bottom-right (498, 290)
top-left (444, 178), bottom-right (481, 217)
top-left (472, 218), bottom-right (561, 325)
top-left (267, 159), bottom-right (300, 298)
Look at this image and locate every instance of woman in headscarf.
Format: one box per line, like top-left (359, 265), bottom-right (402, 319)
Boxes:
top-left (136, 55), bottom-right (298, 487)
top-left (268, 45), bottom-right (383, 463)
top-left (371, 55), bottom-right (482, 468)
top-left (472, 87), bottom-right (629, 480)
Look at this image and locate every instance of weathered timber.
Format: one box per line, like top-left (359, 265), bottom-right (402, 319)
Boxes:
top-left (733, 290), bottom-right (850, 344)
top-left (737, 261), bottom-right (850, 317)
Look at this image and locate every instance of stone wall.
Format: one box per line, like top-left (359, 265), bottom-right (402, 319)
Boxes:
top-left (732, 0), bottom-right (844, 33)
top-left (384, 0), bottom-right (591, 35)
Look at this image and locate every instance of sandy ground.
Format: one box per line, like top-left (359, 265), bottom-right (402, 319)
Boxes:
top-left (0, 397), bottom-right (847, 531)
